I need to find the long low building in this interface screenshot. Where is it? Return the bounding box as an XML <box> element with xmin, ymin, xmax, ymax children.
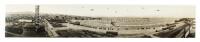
<box><xmin>70</xmin><ymin>19</ymin><xmax>171</xmax><ymax>34</ymax></box>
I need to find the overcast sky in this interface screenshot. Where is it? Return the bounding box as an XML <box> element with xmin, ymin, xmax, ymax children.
<box><xmin>6</xmin><ymin>5</ymin><xmax>195</xmax><ymax>18</ymax></box>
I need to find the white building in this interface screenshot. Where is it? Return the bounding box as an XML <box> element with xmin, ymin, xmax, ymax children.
<box><xmin>18</xmin><ymin>19</ymin><xmax>32</xmax><ymax>22</ymax></box>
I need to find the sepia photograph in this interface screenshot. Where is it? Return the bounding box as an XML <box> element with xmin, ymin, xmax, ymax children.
<box><xmin>5</xmin><ymin>5</ymin><xmax>195</xmax><ymax>38</ymax></box>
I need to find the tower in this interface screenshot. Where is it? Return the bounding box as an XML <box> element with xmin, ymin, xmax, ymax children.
<box><xmin>21</xmin><ymin>5</ymin><xmax>48</xmax><ymax>37</ymax></box>
<box><xmin>35</xmin><ymin>5</ymin><xmax>40</xmax><ymax>24</ymax></box>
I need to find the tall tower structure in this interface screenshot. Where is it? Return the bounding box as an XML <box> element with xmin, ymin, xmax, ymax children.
<box><xmin>35</xmin><ymin>5</ymin><xmax>40</xmax><ymax>24</ymax></box>
<box><xmin>22</xmin><ymin>5</ymin><xmax>48</xmax><ymax>37</ymax></box>
<box><xmin>35</xmin><ymin>5</ymin><xmax>41</xmax><ymax>32</ymax></box>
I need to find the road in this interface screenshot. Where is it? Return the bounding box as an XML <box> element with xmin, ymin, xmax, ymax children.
<box><xmin>154</xmin><ymin>21</ymin><xmax>193</xmax><ymax>38</ymax></box>
<box><xmin>43</xmin><ymin>19</ymin><xmax>59</xmax><ymax>37</ymax></box>
<box><xmin>54</xmin><ymin>23</ymin><xmax>117</xmax><ymax>33</ymax></box>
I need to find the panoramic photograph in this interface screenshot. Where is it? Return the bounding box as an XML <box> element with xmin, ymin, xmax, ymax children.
<box><xmin>5</xmin><ymin>5</ymin><xmax>195</xmax><ymax>38</ymax></box>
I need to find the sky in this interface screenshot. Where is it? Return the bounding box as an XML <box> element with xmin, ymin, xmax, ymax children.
<box><xmin>6</xmin><ymin>5</ymin><xmax>195</xmax><ymax>18</ymax></box>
